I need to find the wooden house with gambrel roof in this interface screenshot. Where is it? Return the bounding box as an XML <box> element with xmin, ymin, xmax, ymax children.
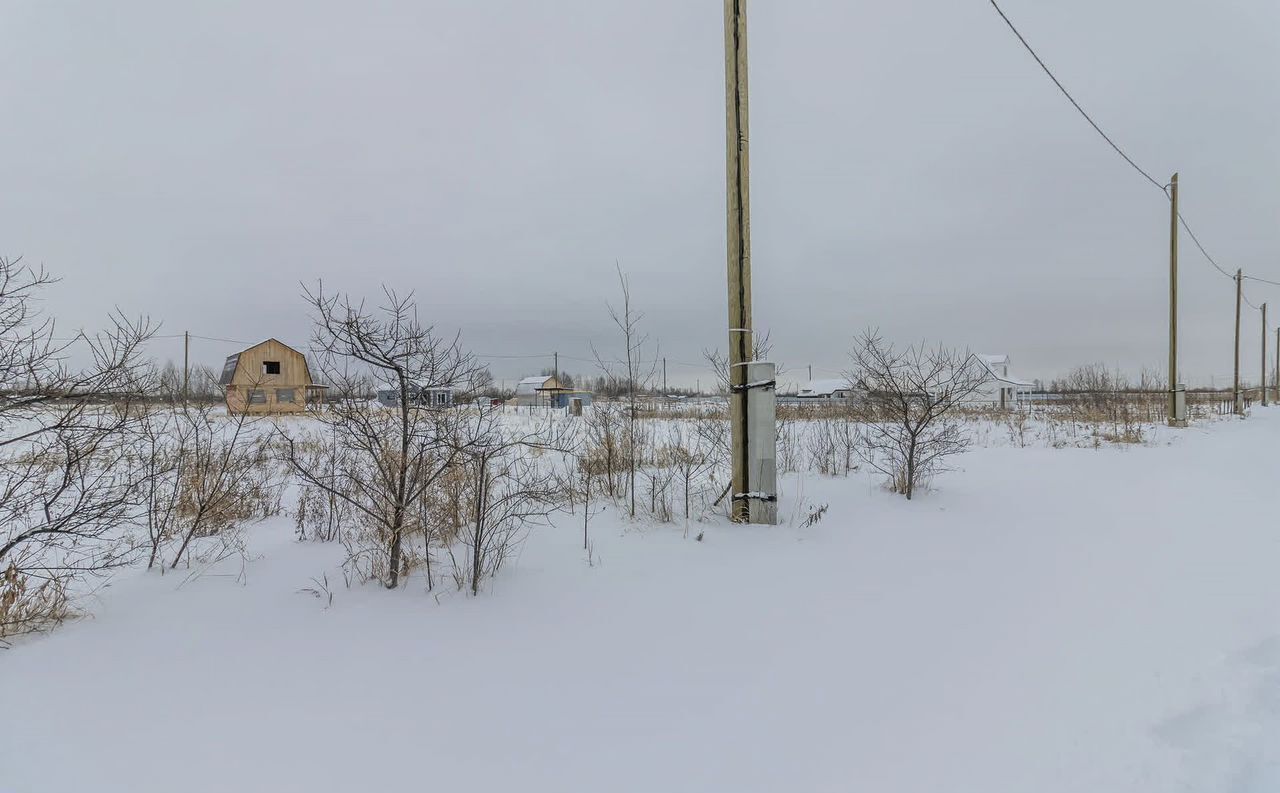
<box><xmin>219</xmin><ymin>338</ymin><xmax>326</xmax><ymax>414</ymax></box>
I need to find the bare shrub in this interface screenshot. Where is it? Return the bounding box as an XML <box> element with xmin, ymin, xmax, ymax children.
<box><xmin>166</xmin><ymin>407</ymin><xmax>278</xmax><ymax>572</ymax></box>
<box><xmin>291</xmin><ymin>431</ymin><xmax>355</xmax><ymax>544</ymax></box>
<box><xmin>580</xmin><ymin>402</ymin><xmax>626</xmax><ymax>498</ymax></box>
<box><xmin>449</xmin><ymin>434</ymin><xmax>564</xmax><ymax>596</ymax></box>
<box><xmin>847</xmin><ymin>330</ymin><xmax>986</xmax><ymax>499</ymax></box>
<box><xmin>805</xmin><ymin>414</ymin><xmax>860</xmax><ymax>476</ymax></box>
<box><xmin>0</xmin><ymin>257</ymin><xmax>156</xmax><ymax>640</ymax></box>
<box><xmin>280</xmin><ymin>283</ymin><xmax>489</xmax><ymax>590</ymax></box>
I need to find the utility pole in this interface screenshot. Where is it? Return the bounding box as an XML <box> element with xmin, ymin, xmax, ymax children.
<box><xmin>808</xmin><ymin>364</ymin><xmax>812</xmax><ymax>382</ymax></box>
<box><xmin>724</xmin><ymin>0</ymin><xmax>753</xmax><ymax>522</ymax></box>
<box><xmin>663</xmin><ymin>357</ymin><xmax>667</xmax><ymax>395</ymax></box>
<box><xmin>1167</xmin><ymin>173</ymin><xmax>1182</xmax><ymax>426</ymax></box>
<box><xmin>1263</xmin><ymin>303</ymin><xmax>1269</xmax><ymax>407</ymax></box>
<box><xmin>183</xmin><ymin>330</ymin><xmax>190</xmax><ymax>406</ymax></box>
<box><xmin>1234</xmin><ymin>269</ymin><xmax>1243</xmax><ymax>415</ymax></box>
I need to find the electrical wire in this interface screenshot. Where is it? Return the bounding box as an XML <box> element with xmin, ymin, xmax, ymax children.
<box><xmin>189</xmin><ymin>334</ymin><xmax>252</xmax><ymax>345</ymax></box>
<box><xmin>987</xmin><ymin>0</ymin><xmax>1280</xmax><ymax>296</ymax></box>
<box><xmin>987</xmin><ymin>0</ymin><xmax>1166</xmax><ymax>192</ymax></box>
<box><xmin>1177</xmin><ymin>214</ymin><xmax>1235</xmax><ymax>281</ymax></box>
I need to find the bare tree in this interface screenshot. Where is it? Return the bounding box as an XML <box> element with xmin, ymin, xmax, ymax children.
<box><xmin>279</xmin><ymin>283</ymin><xmax>488</xmax><ymax>589</ymax></box>
<box><xmin>846</xmin><ymin>330</ymin><xmax>986</xmax><ymax>499</ymax></box>
<box><xmin>593</xmin><ymin>263</ymin><xmax>657</xmax><ymax>519</ymax></box>
<box><xmin>0</xmin><ymin>257</ymin><xmax>156</xmax><ymax>639</ymax></box>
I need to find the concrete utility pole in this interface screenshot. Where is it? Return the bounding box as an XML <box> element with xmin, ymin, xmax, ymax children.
<box><xmin>1167</xmin><ymin>173</ymin><xmax>1183</xmax><ymax>426</ymax></box>
<box><xmin>1263</xmin><ymin>303</ymin><xmax>1269</xmax><ymax>407</ymax></box>
<box><xmin>724</xmin><ymin>0</ymin><xmax>753</xmax><ymax>522</ymax></box>
<box><xmin>663</xmin><ymin>357</ymin><xmax>667</xmax><ymax>395</ymax></box>
<box><xmin>1234</xmin><ymin>269</ymin><xmax>1243</xmax><ymax>415</ymax></box>
<box><xmin>183</xmin><ymin>330</ymin><xmax>190</xmax><ymax>406</ymax></box>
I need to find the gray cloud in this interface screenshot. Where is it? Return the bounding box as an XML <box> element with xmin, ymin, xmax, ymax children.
<box><xmin>2</xmin><ymin>0</ymin><xmax>1277</xmax><ymax>387</ymax></box>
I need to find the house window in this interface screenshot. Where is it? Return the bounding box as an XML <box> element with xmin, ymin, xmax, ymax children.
<box><xmin>248</xmin><ymin>389</ymin><xmax>267</xmax><ymax>404</ymax></box>
<box><xmin>276</xmin><ymin>388</ymin><xmax>295</xmax><ymax>403</ymax></box>
<box><xmin>263</xmin><ymin>361</ymin><xmax>281</xmax><ymax>375</ymax></box>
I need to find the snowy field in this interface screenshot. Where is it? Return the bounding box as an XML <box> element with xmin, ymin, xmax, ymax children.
<box><xmin>3</xmin><ymin>409</ymin><xmax>1279</xmax><ymax>792</ymax></box>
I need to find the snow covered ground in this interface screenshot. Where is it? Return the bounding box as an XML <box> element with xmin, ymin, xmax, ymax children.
<box><xmin>3</xmin><ymin>410</ymin><xmax>1279</xmax><ymax>792</ymax></box>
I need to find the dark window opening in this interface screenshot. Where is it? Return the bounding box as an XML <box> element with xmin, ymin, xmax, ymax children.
<box><xmin>263</xmin><ymin>361</ymin><xmax>281</xmax><ymax>375</ymax></box>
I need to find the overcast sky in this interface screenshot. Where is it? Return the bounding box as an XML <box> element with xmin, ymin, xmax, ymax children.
<box><xmin>2</xmin><ymin>0</ymin><xmax>1277</xmax><ymax>388</ymax></box>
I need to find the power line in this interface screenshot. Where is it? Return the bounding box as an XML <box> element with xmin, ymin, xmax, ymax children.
<box><xmin>1176</xmin><ymin>214</ymin><xmax>1234</xmax><ymax>280</ymax></box>
<box><xmin>987</xmin><ymin>0</ymin><xmax>1277</xmax><ymax>295</ymax></box>
<box><xmin>189</xmin><ymin>334</ymin><xmax>252</xmax><ymax>345</ymax></box>
<box><xmin>987</xmin><ymin>0</ymin><xmax>1166</xmax><ymax>192</ymax></box>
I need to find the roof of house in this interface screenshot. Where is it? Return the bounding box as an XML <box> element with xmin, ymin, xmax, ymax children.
<box><xmin>217</xmin><ymin>338</ymin><xmax>314</xmax><ymax>386</ymax></box>
<box><xmin>517</xmin><ymin>375</ymin><xmax>552</xmax><ymax>386</ymax></box>
<box><xmin>798</xmin><ymin>378</ymin><xmax>852</xmax><ymax>397</ymax></box>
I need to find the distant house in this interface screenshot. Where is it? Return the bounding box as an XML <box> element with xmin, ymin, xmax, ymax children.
<box><xmin>797</xmin><ymin>379</ymin><xmax>856</xmax><ymax>402</ymax></box>
<box><xmin>374</xmin><ymin>382</ymin><xmax>454</xmax><ymax>409</ymax></box>
<box><xmin>219</xmin><ymin>338</ymin><xmax>326</xmax><ymax>414</ymax></box>
<box><xmin>969</xmin><ymin>354</ymin><xmax>1034</xmax><ymax>408</ymax></box>
<box><xmin>515</xmin><ymin>375</ymin><xmax>562</xmax><ymax>407</ymax></box>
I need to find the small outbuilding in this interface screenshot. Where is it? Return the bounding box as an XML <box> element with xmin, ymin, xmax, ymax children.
<box><xmin>219</xmin><ymin>338</ymin><xmax>326</xmax><ymax>414</ymax></box>
<box><xmin>548</xmin><ymin>390</ymin><xmax>593</xmax><ymax>409</ymax></box>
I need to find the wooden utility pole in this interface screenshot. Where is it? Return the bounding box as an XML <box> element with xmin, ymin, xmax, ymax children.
<box><xmin>1263</xmin><ymin>303</ymin><xmax>1269</xmax><ymax>407</ymax></box>
<box><xmin>1167</xmin><ymin>173</ymin><xmax>1180</xmax><ymax>425</ymax></box>
<box><xmin>183</xmin><ymin>330</ymin><xmax>190</xmax><ymax>406</ymax></box>
<box><xmin>663</xmin><ymin>357</ymin><xmax>667</xmax><ymax>395</ymax></box>
<box><xmin>724</xmin><ymin>0</ymin><xmax>752</xmax><ymax>522</ymax></box>
<box><xmin>808</xmin><ymin>364</ymin><xmax>812</xmax><ymax>382</ymax></box>
<box><xmin>1234</xmin><ymin>269</ymin><xmax>1243</xmax><ymax>414</ymax></box>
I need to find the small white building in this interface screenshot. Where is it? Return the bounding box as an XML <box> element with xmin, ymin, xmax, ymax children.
<box><xmin>797</xmin><ymin>378</ymin><xmax>856</xmax><ymax>401</ymax></box>
<box><xmin>969</xmin><ymin>354</ymin><xmax>1035</xmax><ymax>408</ymax></box>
